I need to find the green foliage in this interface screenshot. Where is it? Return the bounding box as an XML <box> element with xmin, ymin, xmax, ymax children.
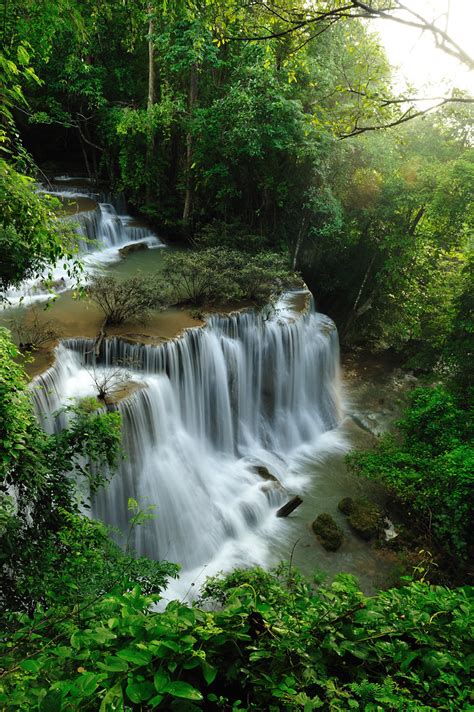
<box><xmin>0</xmin><ymin>328</ymin><xmax>124</xmax><ymax>612</ymax></box>
<box><xmin>195</xmin><ymin>220</ymin><xmax>272</xmax><ymax>253</ymax></box>
<box><xmin>1</xmin><ymin>566</ymin><xmax>472</xmax><ymax>710</ymax></box>
<box><xmin>162</xmin><ymin>247</ymin><xmax>300</xmax><ymax>306</ymax></box>
<box><xmin>4</xmin><ymin>0</ymin><xmax>472</xmax><ymax>359</ymax></box>
<box><xmin>443</xmin><ymin>255</ymin><xmax>474</xmax><ymax>403</ymax></box>
<box><xmin>0</xmin><ymin>160</ymin><xmax>80</xmax><ymax>293</ymax></box>
<box><xmin>347</xmin><ymin>387</ymin><xmax>473</xmax><ymax>562</ymax></box>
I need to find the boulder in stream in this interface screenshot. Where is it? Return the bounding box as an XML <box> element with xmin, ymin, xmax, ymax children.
<box><xmin>338</xmin><ymin>497</ymin><xmax>354</xmax><ymax>516</ymax></box>
<box><xmin>119</xmin><ymin>241</ymin><xmax>149</xmax><ymax>257</ymax></box>
<box><xmin>338</xmin><ymin>498</ymin><xmax>384</xmax><ymax>541</ymax></box>
<box><xmin>254</xmin><ymin>465</ymin><xmax>279</xmax><ymax>482</ymax></box>
<box><xmin>312</xmin><ymin>513</ymin><xmax>344</xmax><ymax>551</ymax></box>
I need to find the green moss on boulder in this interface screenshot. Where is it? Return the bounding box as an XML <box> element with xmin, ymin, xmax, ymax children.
<box><xmin>312</xmin><ymin>513</ymin><xmax>344</xmax><ymax>551</ymax></box>
<box><xmin>338</xmin><ymin>497</ymin><xmax>354</xmax><ymax>516</ymax></box>
<box><xmin>339</xmin><ymin>499</ymin><xmax>384</xmax><ymax>541</ymax></box>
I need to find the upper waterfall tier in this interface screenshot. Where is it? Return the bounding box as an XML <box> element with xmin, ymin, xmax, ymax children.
<box><xmin>31</xmin><ymin>296</ymin><xmax>343</xmax><ymax>576</ymax></box>
<box><xmin>3</xmin><ymin>182</ymin><xmax>164</xmax><ymax>306</ymax></box>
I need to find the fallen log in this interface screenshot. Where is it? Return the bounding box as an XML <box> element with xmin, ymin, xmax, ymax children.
<box><xmin>276</xmin><ymin>495</ymin><xmax>303</xmax><ymax>518</ymax></box>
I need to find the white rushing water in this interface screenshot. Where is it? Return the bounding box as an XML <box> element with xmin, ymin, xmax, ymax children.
<box><xmin>31</xmin><ymin>294</ymin><xmax>345</xmax><ymax>597</ymax></box>
<box><xmin>3</xmin><ymin>181</ymin><xmax>164</xmax><ymax>307</ymax></box>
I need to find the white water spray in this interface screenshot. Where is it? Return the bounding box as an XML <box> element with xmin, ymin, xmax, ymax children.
<box><xmin>31</xmin><ymin>296</ymin><xmax>344</xmax><ymax>586</ymax></box>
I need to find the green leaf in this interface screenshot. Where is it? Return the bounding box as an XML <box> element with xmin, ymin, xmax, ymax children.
<box><xmin>400</xmin><ymin>651</ymin><xmax>419</xmax><ymax>671</ymax></box>
<box><xmin>154</xmin><ymin>669</ymin><xmax>171</xmax><ymax>692</ymax></box>
<box><xmin>39</xmin><ymin>690</ymin><xmax>62</xmax><ymax>712</ymax></box>
<box><xmin>17</xmin><ymin>45</ymin><xmax>30</xmax><ymax>66</ymax></box>
<box><xmin>201</xmin><ymin>660</ymin><xmax>217</xmax><ymax>685</ymax></box>
<box><xmin>97</xmin><ymin>656</ymin><xmax>129</xmax><ymax>672</ymax></box>
<box><xmin>76</xmin><ymin>672</ymin><xmax>103</xmax><ymax>696</ymax></box>
<box><xmin>149</xmin><ymin>694</ymin><xmax>164</xmax><ymax>708</ymax></box>
<box><xmin>126</xmin><ymin>681</ymin><xmax>155</xmax><ymax>704</ymax></box>
<box><xmin>165</xmin><ymin>681</ymin><xmax>203</xmax><ymax>701</ymax></box>
<box><xmin>99</xmin><ymin>683</ymin><xmax>123</xmax><ymax>712</ymax></box>
<box><xmin>116</xmin><ymin>647</ymin><xmax>152</xmax><ymax>666</ymax></box>
<box><xmin>20</xmin><ymin>659</ymin><xmax>42</xmax><ymax>673</ymax></box>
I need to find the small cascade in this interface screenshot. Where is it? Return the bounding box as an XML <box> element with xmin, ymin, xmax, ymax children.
<box><xmin>39</xmin><ymin>181</ymin><xmax>126</xmax><ymax>211</ymax></box>
<box><xmin>4</xmin><ymin>180</ymin><xmax>164</xmax><ymax>306</ymax></box>
<box><xmin>31</xmin><ymin>343</ymin><xmax>95</xmax><ymax>432</ymax></box>
<box><xmin>70</xmin><ymin>204</ymin><xmax>157</xmax><ymax>252</ymax></box>
<box><xmin>31</xmin><ymin>296</ymin><xmax>343</xmax><ymax>577</ymax></box>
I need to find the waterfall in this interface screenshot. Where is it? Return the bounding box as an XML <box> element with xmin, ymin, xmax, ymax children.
<box><xmin>31</xmin><ymin>295</ymin><xmax>343</xmax><ymax>581</ymax></box>
<box><xmin>4</xmin><ymin>181</ymin><xmax>164</xmax><ymax>306</ymax></box>
<box><xmin>70</xmin><ymin>204</ymin><xmax>159</xmax><ymax>253</ymax></box>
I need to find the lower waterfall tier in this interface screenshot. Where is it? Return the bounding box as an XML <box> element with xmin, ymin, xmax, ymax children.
<box><xmin>31</xmin><ymin>296</ymin><xmax>344</xmax><ymax>580</ymax></box>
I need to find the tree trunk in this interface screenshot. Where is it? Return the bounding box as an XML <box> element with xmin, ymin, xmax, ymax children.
<box><xmin>343</xmin><ymin>254</ymin><xmax>376</xmax><ymax>338</ymax></box>
<box><xmin>409</xmin><ymin>205</ymin><xmax>425</xmax><ymax>235</ymax></box>
<box><xmin>182</xmin><ymin>65</ymin><xmax>198</xmax><ymax>226</ymax></box>
<box><xmin>292</xmin><ymin>213</ymin><xmax>309</xmax><ymax>270</ymax></box>
<box><xmin>146</xmin><ymin>7</ymin><xmax>155</xmax><ymax>204</ymax></box>
<box><xmin>147</xmin><ymin>8</ymin><xmax>155</xmax><ymax>110</ymax></box>
<box><xmin>79</xmin><ymin>135</ymin><xmax>92</xmax><ymax>182</ymax></box>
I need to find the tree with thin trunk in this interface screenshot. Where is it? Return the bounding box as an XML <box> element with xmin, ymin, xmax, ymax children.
<box><xmin>86</xmin><ymin>275</ymin><xmax>168</xmax><ymax>326</ymax></box>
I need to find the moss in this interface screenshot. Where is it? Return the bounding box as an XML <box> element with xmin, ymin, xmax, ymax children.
<box><xmin>338</xmin><ymin>497</ymin><xmax>354</xmax><ymax>516</ymax></box>
<box><xmin>347</xmin><ymin>500</ymin><xmax>384</xmax><ymax>541</ymax></box>
<box><xmin>312</xmin><ymin>513</ymin><xmax>344</xmax><ymax>552</ymax></box>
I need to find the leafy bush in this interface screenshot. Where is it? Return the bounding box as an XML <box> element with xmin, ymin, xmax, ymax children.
<box><xmin>86</xmin><ymin>275</ymin><xmax>168</xmax><ymax>325</ymax></box>
<box><xmin>347</xmin><ymin>386</ymin><xmax>473</xmax><ymax>562</ymax></box>
<box><xmin>1</xmin><ymin>566</ymin><xmax>472</xmax><ymax>710</ymax></box>
<box><xmin>0</xmin><ymin>328</ymin><xmax>123</xmax><ymax>612</ymax></box>
<box><xmin>161</xmin><ymin>247</ymin><xmax>300</xmax><ymax>306</ymax></box>
<box><xmin>0</xmin><ymin>160</ymin><xmax>79</xmax><ymax>293</ymax></box>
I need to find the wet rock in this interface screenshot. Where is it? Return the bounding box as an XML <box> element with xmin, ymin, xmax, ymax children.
<box><xmin>312</xmin><ymin>513</ymin><xmax>344</xmax><ymax>552</ymax></box>
<box><xmin>339</xmin><ymin>498</ymin><xmax>384</xmax><ymax>541</ymax></box>
<box><xmin>338</xmin><ymin>497</ymin><xmax>354</xmax><ymax>516</ymax></box>
<box><xmin>254</xmin><ymin>465</ymin><xmax>279</xmax><ymax>482</ymax></box>
<box><xmin>119</xmin><ymin>241</ymin><xmax>149</xmax><ymax>257</ymax></box>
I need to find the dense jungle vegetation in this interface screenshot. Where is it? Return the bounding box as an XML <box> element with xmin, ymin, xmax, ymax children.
<box><xmin>0</xmin><ymin>1</ymin><xmax>473</xmax><ymax>710</ymax></box>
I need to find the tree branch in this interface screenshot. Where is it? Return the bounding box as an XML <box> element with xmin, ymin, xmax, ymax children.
<box><xmin>338</xmin><ymin>97</ymin><xmax>473</xmax><ymax>139</ymax></box>
<box><xmin>223</xmin><ymin>1</ymin><xmax>474</xmax><ymax>70</ymax></box>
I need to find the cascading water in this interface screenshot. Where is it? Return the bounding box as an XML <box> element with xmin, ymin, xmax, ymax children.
<box><xmin>31</xmin><ymin>293</ymin><xmax>345</xmax><ymax>590</ymax></box>
<box><xmin>4</xmin><ymin>179</ymin><xmax>164</xmax><ymax>306</ymax></box>
<box><xmin>71</xmin><ymin>204</ymin><xmax>158</xmax><ymax>253</ymax></box>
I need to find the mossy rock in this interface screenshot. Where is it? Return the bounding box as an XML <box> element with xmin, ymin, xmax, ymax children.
<box><xmin>346</xmin><ymin>500</ymin><xmax>384</xmax><ymax>541</ymax></box>
<box><xmin>312</xmin><ymin>513</ymin><xmax>344</xmax><ymax>552</ymax></box>
<box><xmin>338</xmin><ymin>497</ymin><xmax>354</xmax><ymax>516</ymax></box>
